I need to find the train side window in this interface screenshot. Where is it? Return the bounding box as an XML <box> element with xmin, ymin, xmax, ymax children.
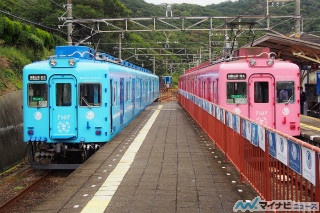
<box><xmin>79</xmin><ymin>83</ymin><xmax>101</xmax><ymax>107</ymax></box>
<box><xmin>276</xmin><ymin>81</ymin><xmax>295</xmax><ymax>103</ymax></box>
<box><xmin>226</xmin><ymin>82</ymin><xmax>247</xmax><ymax>104</ymax></box>
<box><xmin>254</xmin><ymin>82</ymin><xmax>269</xmax><ymax>103</ymax></box>
<box><xmin>113</xmin><ymin>82</ymin><xmax>117</xmax><ymax>106</ymax></box>
<box><xmin>211</xmin><ymin>81</ymin><xmax>214</xmax><ymax>102</ymax></box>
<box><xmin>126</xmin><ymin>81</ymin><xmax>130</xmax><ymax>101</ymax></box>
<box><xmin>214</xmin><ymin>81</ymin><xmax>217</xmax><ymax>103</ymax></box>
<box><xmin>56</xmin><ymin>83</ymin><xmax>71</xmax><ymax>106</ymax></box>
<box><xmin>136</xmin><ymin>80</ymin><xmax>140</xmax><ymax>98</ymax></box>
<box><xmin>202</xmin><ymin>81</ymin><xmax>205</xmax><ymax>98</ymax></box>
<box><xmin>28</xmin><ymin>83</ymin><xmax>48</xmax><ymax>107</ymax></box>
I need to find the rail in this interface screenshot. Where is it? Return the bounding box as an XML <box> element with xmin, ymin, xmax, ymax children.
<box><xmin>179</xmin><ymin>91</ymin><xmax>320</xmax><ymax>212</ymax></box>
<box><xmin>0</xmin><ymin>169</ymin><xmax>50</xmax><ymax>211</ymax></box>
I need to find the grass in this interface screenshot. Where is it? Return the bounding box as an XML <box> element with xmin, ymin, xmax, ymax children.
<box><xmin>0</xmin><ymin>46</ymin><xmax>32</xmax><ymax>95</ymax></box>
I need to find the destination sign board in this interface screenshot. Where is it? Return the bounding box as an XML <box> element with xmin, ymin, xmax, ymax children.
<box><xmin>227</xmin><ymin>73</ymin><xmax>246</xmax><ymax>80</ymax></box>
<box><xmin>28</xmin><ymin>74</ymin><xmax>47</xmax><ymax>81</ymax></box>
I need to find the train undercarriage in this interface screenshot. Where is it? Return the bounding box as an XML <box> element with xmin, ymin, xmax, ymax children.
<box><xmin>25</xmin><ymin>141</ymin><xmax>103</xmax><ymax>169</ymax></box>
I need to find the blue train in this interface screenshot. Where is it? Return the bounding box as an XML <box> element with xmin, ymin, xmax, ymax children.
<box><xmin>23</xmin><ymin>46</ymin><xmax>159</xmax><ymax>168</ymax></box>
<box><xmin>160</xmin><ymin>75</ymin><xmax>172</xmax><ymax>89</ymax></box>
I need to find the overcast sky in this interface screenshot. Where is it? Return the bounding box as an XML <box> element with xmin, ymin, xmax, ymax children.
<box><xmin>144</xmin><ymin>0</ymin><xmax>237</xmax><ymax>6</ymax></box>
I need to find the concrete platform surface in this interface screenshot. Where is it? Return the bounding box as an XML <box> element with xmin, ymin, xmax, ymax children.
<box><xmin>300</xmin><ymin>115</ymin><xmax>320</xmax><ymax>144</ymax></box>
<box><xmin>31</xmin><ymin>102</ymin><xmax>258</xmax><ymax>213</ymax></box>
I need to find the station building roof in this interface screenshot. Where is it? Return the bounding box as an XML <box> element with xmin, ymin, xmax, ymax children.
<box><xmin>243</xmin><ymin>33</ymin><xmax>320</xmax><ymax>66</ymax></box>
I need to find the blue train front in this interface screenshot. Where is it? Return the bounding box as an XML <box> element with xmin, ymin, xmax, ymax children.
<box><xmin>23</xmin><ymin>46</ymin><xmax>159</xmax><ymax>168</ymax></box>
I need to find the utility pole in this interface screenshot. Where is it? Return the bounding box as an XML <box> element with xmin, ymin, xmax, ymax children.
<box><xmin>119</xmin><ymin>33</ymin><xmax>122</xmax><ymax>60</ymax></box>
<box><xmin>67</xmin><ymin>0</ymin><xmax>72</xmax><ymax>45</ymax></box>
<box><xmin>266</xmin><ymin>0</ymin><xmax>300</xmax><ymax>37</ymax></box>
<box><xmin>295</xmin><ymin>0</ymin><xmax>301</xmax><ymax>38</ymax></box>
<box><xmin>153</xmin><ymin>55</ymin><xmax>156</xmax><ymax>75</ymax></box>
<box><xmin>209</xmin><ymin>31</ymin><xmax>212</xmax><ymax>62</ymax></box>
<box><xmin>165</xmin><ymin>4</ymin><xmax>172</xmax><ymax>17</ymax></box>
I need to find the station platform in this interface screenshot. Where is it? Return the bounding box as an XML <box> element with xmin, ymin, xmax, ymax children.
<box><xmin>300</xmin><ymin>115</ymin><xmax>320</xmax><ymax>145</ymax></box>
<box><xmin>31</xmin><ymin>102</ymin><xmax>258</xmax><ymax>213</ymax></box>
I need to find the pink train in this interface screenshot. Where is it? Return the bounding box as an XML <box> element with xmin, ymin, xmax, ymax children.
<box><xmin>178</xmin><ymin>47</ymin><xmax>301</xmax><ymax>136</ymax></box>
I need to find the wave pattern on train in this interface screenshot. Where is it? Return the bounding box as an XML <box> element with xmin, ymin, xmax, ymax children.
<box><xmin>23</xmin><ymin>46</ymin><xmax>159</xmax><ymax>169</ymax></box>
<box><xmin>178</xmin><ymin>47</ymin><xmax>301</xmax><ymax>137</ymax></box>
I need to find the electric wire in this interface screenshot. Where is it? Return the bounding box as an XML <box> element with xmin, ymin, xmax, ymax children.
<box><xmin>0</xmin><ymin>8</ymin><xmax>66</xmax><ymax>34</ymax></box>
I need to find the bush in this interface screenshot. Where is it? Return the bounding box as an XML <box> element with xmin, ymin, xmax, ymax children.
<box><xmin>0</xmin><ymin>47</ymin><xmax>31</xmax><ymax>75</ymax></box>
<box><xmin>0</xmin><ymin>47</ymin><xmax>31</xmax><ymax>94</ymax></box>
<box><xmin>0</xmin><ymin>16</ymin><xmax>66</xmax><ymax>55</ymax></box>
<box><xmin>0</xmin><ymin>70</ymin><xmax>21</xmax><ymax>94</ymax></box>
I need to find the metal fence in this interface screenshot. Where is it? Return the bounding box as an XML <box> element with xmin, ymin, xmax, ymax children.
<box><xmin>179</xmin><ymin>92</ymin><xmax>320</xmax><ymax>212</ymax></box>
<box><xmin>158</xmin><ymin>88</ymin><xmax>178</xmax><ymax>102</ymax></box>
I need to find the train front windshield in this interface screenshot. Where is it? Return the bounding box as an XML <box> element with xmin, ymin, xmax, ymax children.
<box><xmin>28</xmin><ymin>83</ymin><xmax>48</xmax><ymax>107</ymax></box>
<box><xmin>226</xmin><ymin>82</ymin><xmax>247</xmax><ymax>104</ymax></box>
<box><xmin>276</xmin><ymin>81</ymin><xmax>295</xmax><ymax>103</ymax></box>
<box><xmin>79</xmin><ymin>83</ymin><xmax>101</xmax><ymax>107</ymax></box>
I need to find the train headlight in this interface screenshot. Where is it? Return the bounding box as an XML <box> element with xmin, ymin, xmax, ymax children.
<box><xmin>266</xmin><ymin>59</ymin><xmax>274</xmax><ymax>66</ymax></box>
<box><xmin>249</xmin><ymin>59</ymin><xmax>256</xmax><ymax>66</ymax></box>
<box><xmin>28</xmin><ymin>130</ymin><xmax>34</xmax><ymax>135</ymax></box>
<box><xmin>68</xmin><ymin>59</ymin><xmax>76</xmax><ymax>66</ymax></box>
<box><xmin>49</xmin><ymin>59</ymin><xmax>57</xmax><ymax>66</ymax></box>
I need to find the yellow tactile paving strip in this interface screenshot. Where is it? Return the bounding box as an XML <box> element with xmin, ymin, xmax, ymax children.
<box><xmin>81</xmin><ymin>105</ymin><xmax>163</xmax><ymax>213</ymax></box>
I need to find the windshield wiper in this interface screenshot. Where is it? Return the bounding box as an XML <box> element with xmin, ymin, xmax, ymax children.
<box><xmin>82</xmin><ymin>97</ymin><xmax>92</xmax><ymax>108</ymax></box>
<box><xmin>285</xmin><ymin>96</ymin><xmax>293</xmax><ymax>105</ymax></box>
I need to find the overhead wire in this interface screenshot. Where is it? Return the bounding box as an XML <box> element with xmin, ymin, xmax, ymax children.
<box><xmin>49</xmin><ymin>0</ymin><xmax>65</xmax><ymax>9</ymax></box>
<box><xmin>0</xmin><ymin>8</ymin><xmax>66</xmax><ymax>34</ymax></box>
<box><xmin>0</xmin><ymin>0</ymin><xmax>67</xmax><ymax>34</ymax></box>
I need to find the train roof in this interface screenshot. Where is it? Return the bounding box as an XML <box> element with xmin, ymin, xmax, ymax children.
<box><xmin>182</xmin><ymin>48</ymin><xmax>300</xmax><ymax>77</ymax></box>
<box><xmin>185</xmin><ymin>47</ymin><xmax>280</xmax><ymax>74</ymax></box>
<box><xmin>55</xmin><ymin>46</ymin><xmax>95</xmax><ymax>59</ymax></box>
<box><xmin>51</xmin><ymin>46</ymin><xmax>153</xmax><ymax>74</ymax></box>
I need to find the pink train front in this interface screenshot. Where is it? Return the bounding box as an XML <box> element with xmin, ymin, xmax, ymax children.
<box><xmin>178</xmin><ymin>47</ymin><xmax>301</xmax><ymax>137</ymax></box>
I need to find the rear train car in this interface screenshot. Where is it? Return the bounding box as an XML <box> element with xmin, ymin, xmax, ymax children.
<box><xmin>160</xmin><ymin>75</ymin><xmax>173</xmax><ymax>90</ymax></box>
<box><xmin>178</xmin><ymin>47</ymin><xmax>300</xmax><ymax>136</ymax></box>
<box><xmin>23</xmin><ymin>46</ymin><xmax>159</xmax><ymax>168</ymax></box>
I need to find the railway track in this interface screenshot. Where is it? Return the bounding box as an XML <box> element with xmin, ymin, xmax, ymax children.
<box><xmin>0</xmin><ymin>164</ymin><xmax>71</xmax><ymax>213</ymax></box>
<box><xmin>0</xmin><ymin>171</ymin><xmax>50</xmax><ymax>212</ymax></box>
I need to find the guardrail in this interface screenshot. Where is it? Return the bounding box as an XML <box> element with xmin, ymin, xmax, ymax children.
<box><xmin>179</xmin><ymin>91</ymin><xmax>320</xmax><ymax>212</ymax></box>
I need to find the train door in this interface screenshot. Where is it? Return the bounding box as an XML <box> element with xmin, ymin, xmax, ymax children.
<box><xmin>120</xmin><ymin>78</ymin><xmax>124</xmax><ymax>126</ymax></box>
<box><xmin>214</xmin><ymin>80</ymin><xmax>218</xmax><ymax>104</ymax></box>
<box><xmin>49</xmin><ymin>75</ymin><xmax>77</xmax><ymax>139</ymax></box>
<box><xmin>110</xmin><ymin>79</ymin><xmax>114</xmax><ymax>133</ymax></box>
<box><xmin>147</xmin><ymin>80</ymin><xmax>149</xmax><ymax>104</ymax></box>
<box><xmin>132</xmin><ymin>78</ymin><xmax>135</xmax><ymax>115</ymax></box>
<box><xmin>206</xmin><ymin>79</ymin><xmax>210</xmax><ymax>101</ymax></box>
<box><xmin>149</xmin><ymin>79</ymin><xmax>151</xmax><ymax>103</ymax></box>
<box><xmin>140</xmin><ymin>79</ymin><xmax>142</xmax><ymax>109</ymax></box>
<box><xmin>210</xmin><ymin>81</ymin><xmax>214</xmax><ymax>102</ymax></box>
<box><xmin>149</xmin><ymin>79</ymin><xmax>152</xmax><ymax>102</ymax></box>
<box><xmin>203</xmin><ymin>81</ymin><xmax>206</xmax><ymax>98</ymax></box>
<box><xmin>249</xmin><ymin>74</ymin><xmax>275</xmax><ymax>127</ymax></box>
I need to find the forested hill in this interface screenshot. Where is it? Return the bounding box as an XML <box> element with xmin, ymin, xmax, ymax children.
<box><xmin>0</xmin><ymin>0</ymin><xmax>319</xmax><ymax>95</ymax></box>
<box><xmin>121</xmin><ymin>0</ymin><xmax>320</xmax><ymax>33</ymax></box>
